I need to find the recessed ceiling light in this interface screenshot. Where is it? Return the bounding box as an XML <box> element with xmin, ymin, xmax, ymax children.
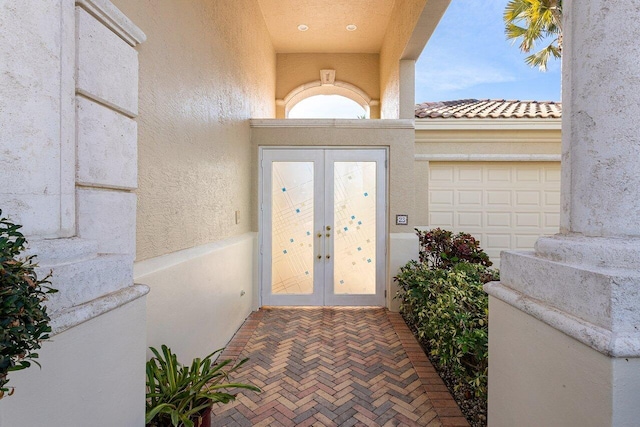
<box><xmin>346</xmin><ymin>24</ymin><xmax>357</xmax><ymax>31</ymax></box>
<box><xmin>297</xmin><ymin>24</ymin><xmax>309</xmax><ymax>31</ymax></box>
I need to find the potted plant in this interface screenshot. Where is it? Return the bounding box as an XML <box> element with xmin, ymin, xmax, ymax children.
<box><xmin>145</xmin><ymin>344</ymin><xmax>260</xmax><ymax>427</ymax></box>
<box><xmin>0</xmin><ymin>210</ymin><xmax>57</xmax><ymax>398</ymax></box>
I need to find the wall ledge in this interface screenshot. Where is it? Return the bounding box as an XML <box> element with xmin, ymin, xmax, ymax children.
<box><xmin>485</xmin><ymin>281</ymin><xmax>640</xmax><ymax>358</ymax></box>
<box><xmin>134</xmin><ymin>232</ymin><xmax>257</xmax><ymax>279</ymax></box>
<box><xmin>415</xmin><ymin>118</ymin><xmax>561</xmax><ymax>130</ymax></box>
<box><xmin>76</xmin><ymin>0</ymin><xmax>146</xmax><ymax>46</ymax></box>
<box><xmin>250</xmin><ymin>119</ymin><xmax>414</xmax><ymax>129</ymax></box>
<box><xmin>415</xmin><ymin>154</ymin><xmax>561</xmax><ymax>162</ymax></box>
<box><xmin>50</xmin><ymin>283</ymin><xmax>149</xmax><ymax>335</ymax></box>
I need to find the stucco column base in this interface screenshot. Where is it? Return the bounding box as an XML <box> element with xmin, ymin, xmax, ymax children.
<box><xmin>486</xmin><ymin>245</ymin><xmax>640</xmax><ymax>358</ymax></box>
<box><xmin>485</xmin><ymin>235</ymin><xmax>640</xmax><ymax>426</ymax></box>
<box><xmin>487</xmin><ymin>297</ymin><xmax>640</xmax><ymax>427</ymax></box>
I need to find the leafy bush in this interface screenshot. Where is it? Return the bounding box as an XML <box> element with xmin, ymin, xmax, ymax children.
<box><xmin>146</xmin><ymin>345</ymin><xmax>260</xmax><ymax>427</ymax></box>
<box><xmin>0</xmin><ymin>210</ymin><xmax>56</xmax><ymax>398</ymax></box>
<box><xmin>396</xmin><ymin>228</ymin><xmax>498</xmax><ymax>399</ymax></box>
<box><xmin>417</xmin><ymin>228</ymin><xmax>492</xmax><ymax>269</ymax></box>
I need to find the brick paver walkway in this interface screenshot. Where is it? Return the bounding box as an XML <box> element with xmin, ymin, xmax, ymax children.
<box><xmin>213</xmin><ymin>307</ymin><xmax>468</xmax><ymax>427</ymax></box>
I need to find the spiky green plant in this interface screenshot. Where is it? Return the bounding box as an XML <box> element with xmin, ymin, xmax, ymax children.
<box><xmin>145</xmin><ymin>345</ymin><xmax>260</xmax><ymax>427</ymax></box>
<box><xmin>504</xmin><ymin>0</ymin><xmax>562</xmax><ymax>71</ymax></box>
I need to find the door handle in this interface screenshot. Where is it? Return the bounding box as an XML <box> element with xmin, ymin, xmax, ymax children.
<box><xmin>317</xmin><ymin>233</ymin><xmax>323</xmax><ymax>260</ymax></box>
<box><xmin>325</xmin><ymin>227</ymin><xmax>332</xmax><ymax>260</ymax></box>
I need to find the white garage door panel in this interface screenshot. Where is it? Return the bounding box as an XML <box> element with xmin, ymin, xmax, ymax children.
<box><xmin>428</xmin><ymin>162</ymin><xmax>561</xmax><ymax>267</ymax></box>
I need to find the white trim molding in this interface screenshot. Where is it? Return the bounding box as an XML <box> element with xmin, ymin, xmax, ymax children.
<box><xmin>50</xmin><ymin>284</ymin><xmax>149</xmax><ymax>334</ymax></box>
<box><xmin>415</xmin><ymin>118</ymin><xmax>562</xmax><ymax>131</ymax></box>
<box><xmin>76</xmin><ymin>0</ymin><xmax>147</xmax><ymax>46</ymax></box>
<box><xmin>250</xmin><ymin>119</ymin><xmax>414</xmax><ymax>129</ymax></box>
<box><xmin>281</xmin><ymin>80</ymin><xmax>380</xmax><ymax>118</ymax></box>
<box><xmin>414</xmin><ymin>154</ymin><xmax>562</xmax><ymax>162</ymax></box>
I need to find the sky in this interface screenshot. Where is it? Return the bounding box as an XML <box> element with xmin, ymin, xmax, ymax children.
<box><xmin>289</xmin><ymin>0</ymin><xmax>561</xmax><ymax>118</ymax></box>
<box><xmin>416</xmin><ymin>0</ymin><xmax>561</xmax><ymax>103</ymax></box>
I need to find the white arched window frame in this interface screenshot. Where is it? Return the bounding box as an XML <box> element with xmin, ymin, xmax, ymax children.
<box><xmin>278</xmin><ymin>80</ymin><xmax>380</xmax><ymax>118</ymax></box>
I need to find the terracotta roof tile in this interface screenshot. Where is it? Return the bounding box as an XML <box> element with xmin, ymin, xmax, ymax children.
<box><xmin>415</xmin><ymin>99</ymin><xmax>562</xmax><ymax>119</ymax></box>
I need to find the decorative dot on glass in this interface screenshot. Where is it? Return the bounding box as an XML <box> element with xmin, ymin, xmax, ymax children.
<box><xmin>340</xmin><ymin>280</ymin><xmax>344</xmax><ymax>284</ymax></box>
<box><xmin>306</xmin><ymin>231</ymin><xmax>311</xmax><ymax>235</ymax></box>
<box><xmin>343</xmin><ymin>227</ymin><xmax>348</xmax><ymax>231</ymax></box>
<box><xmin>364</xmin><ymin>192</ymin><xmax>368</xmax><ymax>197</ymax></box>
<box><xmin>295</xmin><ymin>208</ymin><xmax>300</xmax><ymax>213</ymax></box>
<box><xmin>305</xmin><ymin>271</ymin><xmax>309</xmax><ymax>275</ymax></box>
<box><xmin>358</xmin><ymin>221</ymin><xmax>362</xmax><ymax>225</ymax></box>
<box><xmin>290</xmin><ymin>238</ymin><xmax>294</xmax><ymax>243</ymax></box>
<box><xmin>283</xmin><ymin>250</ymin><xmax>288</xmax><ymax>254</ymax></box>
<box><xmin>351</xmin><ymin>215</ymin><xmax>356</xmax><ymax>220</ymax></box>
<box><xmin>282</xmin><ymin>187</ymin><xmax>286</xmax><ymax>192</ymax></box>
<box><xmin>367</xmin><ymin>258</ymin><xmax>372</xmax><ymax>263</ymax></box>
<box><xmin>357</xmin><ymin>247</ymin><xmax>362</xmax><ymax>251</ymax></box>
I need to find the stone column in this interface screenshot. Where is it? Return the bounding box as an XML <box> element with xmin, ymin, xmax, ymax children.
<box><xmin>0</xmin><ymin>1</ymin><xmax>149</xmax><ymax>425</ymax></box>
<box><xmin>485</xmin><ymin>1</ymin><xmax>640</xmax><ymax>426</ymax></box>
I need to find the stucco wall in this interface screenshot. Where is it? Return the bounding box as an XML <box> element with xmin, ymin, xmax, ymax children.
<box><xmin>487</xmin><ymin>297</ymin><xmax>640</xmax><ymax>427</ymax></box>
<box><xmin>111</xmin><ymin>0</ymin><xmax>276</xmax><ymax>261</ymax></box>
<box><xmin>379</xmin><ymin>0</ymin><xmax>427</xmax><ymax>118</ymax></box>
<box><xmin>134</xmin><ymin>233</ymin><xmax>257</xmax><ymax>363</ymax></box>
<box><xmin>0</xmin><ymin>296</ymin><xmax>147</xmax><ymax>427</ymax></box>
<box><xmin>276</xmin><ymin>53</ymin><xmax>380</xmax><ymax>117</ymax></box>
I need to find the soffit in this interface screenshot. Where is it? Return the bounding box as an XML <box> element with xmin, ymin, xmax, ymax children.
<box><xmin>257</xmin><ymin>0</ymin><xmax>396</xmax><ymax>53</ymax></box>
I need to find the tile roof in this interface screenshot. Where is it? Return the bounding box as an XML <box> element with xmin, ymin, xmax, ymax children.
<box><xmin>415</xmin><ymin>99</ymin><xmax>562</xmax><ymax>119</ymax></box>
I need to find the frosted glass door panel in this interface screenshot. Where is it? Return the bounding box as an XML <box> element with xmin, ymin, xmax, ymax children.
<box><xmin>271</xmin><ymin>162</ymin><xmax>314</xmax><ymax>294</ymax></box>
<box><xmin>333</xmin><ymin>162</ymin><xmax>376</xmax><ymax>295</ymax></box>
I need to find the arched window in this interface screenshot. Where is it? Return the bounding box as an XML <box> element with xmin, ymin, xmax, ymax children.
<box><xmin>279</xmin><ymin>79</ymin><xmax>379</xmax><ymax>118</ymax></box>
<box><xmin>288</xmin><ymin>95</ymin><xmax>367</xmax><ymax>119</ymax></box>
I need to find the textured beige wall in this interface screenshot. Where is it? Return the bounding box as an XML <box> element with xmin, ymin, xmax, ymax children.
<box><xmin>415</xmin><ymin>128</ymin><xmax>562</xmax><ymax>154</ymax></box>
<box><xmin>111</xmin><ymin>0</ymin><xmax>276</xmax><ymax>261</ymax></box>
<box><xmin>276</xmin><ymin>53</ymin><xmax>380</xmax><ymax>115</ymax></box>
<box><xmin>379</xmin><ymin>0</ymin><xmax>427</xmax><ymax>118</ymax></box>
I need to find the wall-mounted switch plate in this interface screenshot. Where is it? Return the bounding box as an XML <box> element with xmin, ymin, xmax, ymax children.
<box><xmin>235</xmin><ymin>210</ymin><xmax>240</xmax><ymax>225</ymax></box>
<box><xmin>396</xmin><ymin>214</ymin><xmax>408</xmax><ymax>225</ymax></box>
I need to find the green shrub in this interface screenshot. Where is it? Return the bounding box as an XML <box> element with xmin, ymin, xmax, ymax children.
<box><xmin>0</xmin><ymin>210</ymin><xmax>57</xmax><ymax>398</ymax></box>
<box><xmin>417</xmin><ymin>228</ymin><xmax>492</xmax><ymax>269</ymax></box>
<box><xmin>396</xmin><ymin>228</ymin><xmax>498</xmax><ymax>399</ymax></box>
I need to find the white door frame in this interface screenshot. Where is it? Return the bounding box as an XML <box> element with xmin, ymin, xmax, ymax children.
<box><xmin>259</xmin><ymin>147</ymin><xmax>388</xmax><ymax>307</ymax></box>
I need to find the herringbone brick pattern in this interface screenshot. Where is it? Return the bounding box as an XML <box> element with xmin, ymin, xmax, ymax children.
<box><xmin>213</xmin><ymin>307</ymin><xmax>468</xmax><ymax>427</ymax></box>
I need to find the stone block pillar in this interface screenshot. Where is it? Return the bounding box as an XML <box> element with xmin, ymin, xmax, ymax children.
<box><xmin>485</xmin><ymin>1</ymin><xmax>640</xmax><ymax>426</ymax></box>
<box><xmin>0</xmin><ymin>1</ymin><xmax>149</xmax><ymax>425</ymax></box>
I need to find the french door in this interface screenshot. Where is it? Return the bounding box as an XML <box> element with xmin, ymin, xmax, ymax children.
<box><xmin>261</xmin><ymin>148</ymin><xmax>387</xmax><ymax>306</ymax></box>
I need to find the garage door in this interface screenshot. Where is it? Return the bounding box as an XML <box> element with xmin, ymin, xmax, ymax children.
<box><xmin>428</xmin><ymin>162</ymin><xmax>561</xmax><ymax>266</ymax></box>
